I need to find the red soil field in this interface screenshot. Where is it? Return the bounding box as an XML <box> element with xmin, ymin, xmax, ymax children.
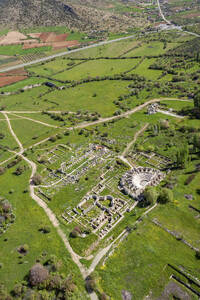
<box><xmin>39</xmin><ymin>32</ymin><xmax>68</xmax><ymax>43</ymax></box>
<box><xmin>23</xmin><ymin>40</ymin><xmax>80</xmax><ymax>50</ymax></box>
<box><xmin>0</xmin><ymin>68</ymin><xmax>27</xmax><ymax>87</ymax></box>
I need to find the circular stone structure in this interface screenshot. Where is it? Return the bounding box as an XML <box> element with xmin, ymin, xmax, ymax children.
<box><xmin>119</xmin><ymin>167</ymin><xmax>164</xmax><ymax>199</ymax></box>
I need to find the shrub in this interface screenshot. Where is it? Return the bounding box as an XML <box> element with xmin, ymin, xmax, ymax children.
<box><xmin>17</xmin><ymin>244</ymin><xmax>29</xmax><ymax>255</ymax></box>
<box><xmin>195</xmin><ymin>250</ymin><xmax>200</xmax><ymax>259</ymax></box>
<box><xmin>184</xmin><ymin>174</ymin><xmax>196</xmax><ymax>185</ymax></box>
<box><xmin>85</xmin><ymin>277</ymin><xmax>96</xmax><ymax>293</ymax></box>
<box><xmin>39</xmin><ymin>226</ymin><xmax>51</xmax><ymax>234</ymax></box>
<box><xmin>49</xmin><ymin>136</ymin><xmax>57</xmax><ymax>142</ymax></box>
<box><xmin>0</xmin><ymin>167</ymin><xmax>5</xmax><ymax>175</ymax></box>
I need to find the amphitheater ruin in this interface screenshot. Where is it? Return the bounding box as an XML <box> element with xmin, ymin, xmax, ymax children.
<box><xmin>119</xmin><ymin>167</ymin><xmax>165</xmax><ymax>199</ymax></box>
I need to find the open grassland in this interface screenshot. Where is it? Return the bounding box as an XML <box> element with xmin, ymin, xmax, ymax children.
<box><xmin>68</xmin><ymin>38</ymin><xmax>138</xmax><ymax>59</ymax></box>
<box><xmin>0</xmin><ymin>77</ymin><xmax>47</xmax><ymax>93</ymax></box>
<box><xmin>27</xmin><ymin>58</ymin><xmax>75</xmax><ymax>77</ymax></box>
<box><xmin>0</xmin><ymin>165</ymin><xmax>85</xmax><ymax>296</ymax></box>
<box><xmin>41</xmin><ymin>80</ymin><xmax>129</xmax><ymax>117</ymax></box>
<box><xmin>125</xmin><ymin>41</ymin><xmax>178</xmax><ymax>57</ymax></box>
<box><xmin>0</xmin><ymin>85</ymin><xmax>50</xmax><ymax>110</ymax></box>
<box><xmin>53</xmin><ymin>59</ymin><xmax>140</xmax><ymax>81</ymax></box>
<box><xmin>130</xmin><ymin>58</ymin><xmax>163</xmax><ymax>79</ymax></box>
<box><xmin>9</xmin><ymin>118</ymin><xmax>59</xmax><ymax>148</ymax></box>
<box><xmin>97</xmin><ymin>217</ymin><xmax>199</xmax><ymax>299</ymax></box>
<box><xmin>0</xmin><ymin>118</ymin><xmax>19</xmax><ymax>150</ymax></box>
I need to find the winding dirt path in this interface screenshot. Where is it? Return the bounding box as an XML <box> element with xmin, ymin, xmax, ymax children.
<box><xmin>122</xmin><ymin>123</ymin><xmax>149</xmax><ymax>157</ymax></box>
<box><xmin>2</xmin><ymin>112</ymin><xmax>23</xmax><ymax>153</ymax></box>
<box><xmin>8</xmin><ymin>112</ymin><xmax>59</xmax><ymax>129</ymax></box>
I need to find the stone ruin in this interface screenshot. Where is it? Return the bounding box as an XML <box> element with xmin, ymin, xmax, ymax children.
<box><xmin>148</xmin><ymin>103</ymin><xmax>158</xmax><ymax>115</ymax></box>
<box><xmin>119</xmin><ymin>167</ymin><xmax>165</xmax><ymax>199</ymax></box>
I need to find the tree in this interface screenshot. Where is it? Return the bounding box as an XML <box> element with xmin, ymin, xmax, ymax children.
<box><xmin>176</xmin><ymin>145</ymin><xmax>190</xmax><ymax>169</ymax></box>
<box><xmin>143</xmin><ymin>186</ymin><xmax>158</xmax><ymax>205</ymax></box>
<box><xmin>70</xmin><ymin>226</ymin><xmax>81</xmax><ymax>238</ymax></box>
<box><xmin>29</xmin><ymin>263</ymin><xmax>49</xmax><ymax>286</ymax></box>
<box><xmin>194</xmin><ymin>91</ymin><xmax>200</xmax><ymax>109</ymax></box>
<box><xmin>193</xmin><ymin>134</ymin><xmax>200</xmax><ymax>152</ymax></box>
<box><xmin>32</xmin><ymin>174</ymin><xmax>42</xmax><ymax>185</ymax></box>
<box><xmin>157</xmin><ymin>188</ymin><xmax>173</xmax><ymax>204</ymax></box>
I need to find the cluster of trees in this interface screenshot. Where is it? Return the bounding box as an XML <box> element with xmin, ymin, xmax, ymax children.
<box><xmin>0</xmin><ymin>198</ymin><xmax>15</xmax><ymax>235</ymax></box>
<box><xmin>0</xmin><ymin>255</ymin><xmax>79</xmax><ymax>299</ymax></box>
<box><xmin>85</xmin><ymin>273</ymin><xmax>108</xmax><ymax>299</ymax></box>
<box><xmin>143</xmin><ymin>186</ymin><xmax>173</xmax><ymax>206</ymax></box>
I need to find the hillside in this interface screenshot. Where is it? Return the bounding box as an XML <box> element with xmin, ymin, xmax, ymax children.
<box><xmin>0</xmin><ymin>0</ymin><xmax>149</xmax><ymax>32</ymax></box>
<box><xmin>0</xmin><ymin>0</ymin><xmax>82</xmax><ymax>29</ymax></box>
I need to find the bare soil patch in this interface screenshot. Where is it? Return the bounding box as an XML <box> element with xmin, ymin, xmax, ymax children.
<box><xmin>0</xmin><ymin>31</ymin><xmax>37</xmax><ymax>45</ymax></box>
<box><xmin>23</xmin><ymin>40</ymin><xmax>79</xmax><ymax>50</ymax></box>
<box><xmin>39</xmin><ymin>32</ymin><xmax>68</xmax><ymax>43</ymax></box>
<box><xmin>0</xmin><ymin>68</ymin><xmax>27</xmax><ymax>87</ymax></box>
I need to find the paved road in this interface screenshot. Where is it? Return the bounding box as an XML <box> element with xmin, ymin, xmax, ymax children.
<box><xmin>0</xmin><ymin>35</ymin><xmax>136</xmax><ymax>73</ymax></box>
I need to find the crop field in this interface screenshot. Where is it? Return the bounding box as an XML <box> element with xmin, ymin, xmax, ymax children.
<box><xmin>0</xmin><ymin>31</ymin><xmax>199</xmax><ymax>299</ymax></box>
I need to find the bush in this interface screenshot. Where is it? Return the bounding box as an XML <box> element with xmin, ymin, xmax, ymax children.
<box><xmin>195</xmin><ymin>250</ymin><xmax>200</xmax><ymax>259</ymax></box>
<box><xmin>184</xmin><ymin>174</ymin><xmax>196</xmax><ymax>185</ymax></box>
<box><xmin>39</xmin><ymin>226</ymin><xmax>51</xmax><ymax>234</ymax></box>
<box><xmin>17</xmin><ymin>244</ymin><xmax>29</xmax><ymax>255</ymax></box>
<box><xmin>85</xmin><ymin>277</ymin><xmax>96</xmax><ymax>293</ymax></box>
<box><xmin>32</xmin><ymin>174</ymin><xmax>42</xmax><ymax>185</ymax></box>
<box><xmin>157</xmin><ymin>188</ymin><xmax>173</xmax><ymax>204</ymax></box>
<box><xmin>49</xmin><ymin>136</ymin><xmax>57</xmax><ymax>142</ymax></box>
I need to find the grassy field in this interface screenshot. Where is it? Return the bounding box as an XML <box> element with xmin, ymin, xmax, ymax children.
<box><xmin>68</xmin><ymin>38</ymin><xmax>138</xmax><ymax>58</ymax></box>
<box><xmin>41</xmin><ymin>80</ymin><xmax>130</xmax><ymax>117</ymax></box>
<box><xmin>97</xmin><ymin>217</ymin><xmax>199</xmax><ymax>299</ymax></box>
<box><xmin>130</xmin><ymin>58</ymin><xmax>163</xmax><ymax>79</ymax></box>
<box><xmin>125</xmin><ymin>41</ymin><xmax>178</xmax><ymax>57</ymax></box>
<box><xmin>0</xmin><ymin>77</ymin><xmax>47</xmax><ymax>93</ymax></box>
<box><xmin>10</xmin><ymin>118</ymin><xmax>59</xmax><ymax>148</ymax></box>
<box><xmin>53</xmin><ymin>58</ymin><xmax>140</xmax><ymax>81</ymax></box>
<box><xmin>27</xmin><ymin>58</ymin><xmax>75</xmax><ymax>77</ymax></box>
<box><xmin>0</xmin><ymin>118</ymin><xmax>19</xmax><ymax>150</ymax></box>
<box><xmin>0</xmin><ymin>164</ymin><xmax>86</xmax><ymax>296</ymax></box>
